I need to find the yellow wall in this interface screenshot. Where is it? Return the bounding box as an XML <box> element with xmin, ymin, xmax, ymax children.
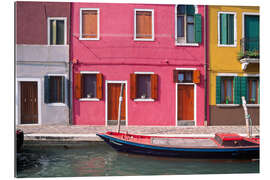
<box><xmin>208</xmin><ymin>6</ymin><xmax>259</xmax><ymax>105</ymax></box>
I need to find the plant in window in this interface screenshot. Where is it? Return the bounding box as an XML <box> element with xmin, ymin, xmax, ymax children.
<box><xmin>225</xmin><ymin>96</ymin><xmax>231</xmax><ymax>104</ymax></box>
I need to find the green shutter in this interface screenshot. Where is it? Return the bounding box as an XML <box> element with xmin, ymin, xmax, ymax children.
<box><xmin>44</xmin><ymin>75</ymin><xmax>50</xmax><ymax>104</ymax></box>
<box><xmin>216</xmin><ymin>76</ymin><xmax>221</xmax><ymax>104</ymax></box>
<box><xmin>60</xmin><ymin>76</ymin><xmax>65</xmax><ymax>103</ymax></box>
<box><xmin>227</xmin><ymin>14</ymin><xmax>234</xmax><ymax>44</ymax></box>
<box><xmin>233</xmin><ymin>76</ymin><xmax>241</xmax><ymax>104</ymax></box>
<box><xmin>194</xmin><ymin>14</ymin><xmax>202</xmax><ymax>44</ymax></box>
<box><xmin>240</xmin><ymin>77</ymin><xmax>247</xmax><ymax>104</ymax></box>
<box><xmin>220</xmin><ymin>14</ymin><xmax>228</xmax><ymax>44</ymax></box>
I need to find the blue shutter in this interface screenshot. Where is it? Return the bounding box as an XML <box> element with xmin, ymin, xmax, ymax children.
<box><xmin>216</xmin><ymin>76</ymin><xmax>221</xmax><ymax>104</ymax></box>
<box><xmin>194</xmin><ymin>14</ymin><xmax>202</xmax><ymax>44</ymax></box>
<box><xmin>233</xmin><ymin>76</ymin><xmax>241</xmax><ymax>104</ymax></box>
<box><xmin>240</xmin><ymin>77</ymin><xmax>247</xmax><ymax>104</ymax></box>
<box><xmin>44</xmin><ymin>75</ymin><xmax>50</xmax><ymax>104</ymax></box>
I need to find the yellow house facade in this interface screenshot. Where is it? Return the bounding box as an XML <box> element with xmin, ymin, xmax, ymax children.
<box><xmin>208</xmin><ymin>6</ymin><xmax>259</xmax><ymax>125</ymax></box>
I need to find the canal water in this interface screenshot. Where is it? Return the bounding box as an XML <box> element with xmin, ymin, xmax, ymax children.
<box><xmin>16</xmin><ymin>142</ymin><xmax>259</xmax><ymax>177</ymax></box>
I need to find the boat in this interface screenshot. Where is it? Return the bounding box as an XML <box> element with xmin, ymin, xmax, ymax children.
<box><xmin>96</xmin><ymin>131</ymin><xmax>259</xmax><ymax>159</ymax></box>
<box><xmin>16</xmin><ymin>129</ymin><xmax>24</xmax><ymax>152</ymax></box>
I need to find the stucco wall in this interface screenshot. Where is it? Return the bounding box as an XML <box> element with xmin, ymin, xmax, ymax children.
<box><xmin>71</xmin><ymin>3</ymin><xmax>206</xmax><ymax>126</ymax></box>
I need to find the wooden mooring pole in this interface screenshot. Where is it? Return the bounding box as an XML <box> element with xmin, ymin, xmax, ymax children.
<box><xmin>242</xmin><ymin>96</ymin><xmax>251</xmax><ymax>138</ymax></box>
<box><xmin>117</xmin><ymin>83</ymin><xmax>124</xmax><ymax>133</ymax></box>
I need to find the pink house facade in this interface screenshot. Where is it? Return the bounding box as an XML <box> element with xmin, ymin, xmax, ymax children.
<box><xmin>71</xmin><ymin>3</ymin><xmax>206</xmax><ymax>126</ymax></box>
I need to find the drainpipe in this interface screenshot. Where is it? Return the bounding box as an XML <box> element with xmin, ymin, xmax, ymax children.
<box><xmin>204</xmin><ymin>5</ymin><xmax>208</xmax><ymax>126</ymax></box>
<box><xmin>68</xmin><ymin>2</ymin><xmax>73</xmax><ymax>125</ymax></box>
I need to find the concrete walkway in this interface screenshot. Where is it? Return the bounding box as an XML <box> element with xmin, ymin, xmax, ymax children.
<box><xmin>16</xmin><ymin>125</ymin><xmax>260</xmax><ymax>142</ymax></box>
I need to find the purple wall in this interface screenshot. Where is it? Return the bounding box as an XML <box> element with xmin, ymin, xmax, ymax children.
<box><xmin>16</xmin><ymin>1</ymin><xmax>70</xmax><ymax>44</ymax></box>
<box><xmin>72</xmin><ymin>3</ymin><xmax>206</xmax><ymax>126</ymax></box>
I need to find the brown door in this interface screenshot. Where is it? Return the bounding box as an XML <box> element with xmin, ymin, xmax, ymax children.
<box><xmin>21</xmin><ymin>82</ymin><xmax>38</xmax><ymax>124</ymax></box>
<box><xmin>177</xmin><ymin>85</ymin><xmax>194</xmax><ymax>120</ymax></box>
<box><xmin>108</xmin><ymin>83</ymin><xmax>126</xmax><ymax>121</ymax></box>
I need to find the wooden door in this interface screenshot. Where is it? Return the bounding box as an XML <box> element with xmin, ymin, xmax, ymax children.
<box><xmin>177</xmin><ymin>85</ymin><xmax>194</xmax><ymax>120</ymax></box>
<box><xmin>21</xmin><ymin>82</ymin><xmax>38</xmax><ymax>124</ymax></box>
<box><xmin>108</xmin><ymin>83</ymin><xmax>126</xmax><ymax>121</ymax></box>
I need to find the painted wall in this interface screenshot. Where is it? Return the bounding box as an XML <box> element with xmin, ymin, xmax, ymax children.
<box><xmin>208</xmin><ymin>6</ymin><xmax>259</xmax><ymax>125</ymax></box>
<box><xmin>72</xmin><ymin>3</ymin><xmax>206</xmax><ymax>126</ymax></box>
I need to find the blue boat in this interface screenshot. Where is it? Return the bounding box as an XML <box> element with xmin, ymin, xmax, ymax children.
<box><xmin>97</xmin><ymin>131</ymin><xmax>259</xmax><ymax>159</ymax></box>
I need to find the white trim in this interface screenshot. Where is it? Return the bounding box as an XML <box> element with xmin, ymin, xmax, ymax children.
<box><xmin>175</xmin><ymin>83</ymin><xmax>197</xmax><ymax>126</ymax></box>
<box><xmin>79</xmin><ymin>8</ymin><xmax>100</xmax><ymax>40</ymax></box>
<box><xmin>105</xmin><ymin>80</ymin><xmax>128</xmax><ymax>126</ymax></box>
<box><xmin>175</xmin><ymin>68</ymin><xmax>197</xmax><ymax>71</ymax></box>
<box><xmin>242</xmin><ymin>12</ymin><xmax>259</xmax><ymax>39</ymax></box>
<box><xmin>47</xmin><ymin>74</ymin><xmax>68</xmax><ymax>78</ymax></box>
<box><xmin>47</xmin><ymin>17</ymin><xmax>67</xmax><ymax>45</ymax></box>
<box><xmin>134</xmin><ymin>99</ymin><xmax>155</xmax><ymax>102</ymax></box>
<box><xmin>16</xmin><ymin>78</ymin><xmax>42</xmax><ymax>125</ymax></box>
<box><xmin>216</xmin><ymin>104</ymin><xmax>240</xmax><ymax>107</ymax></box>
<box><xmin>243</xmin><ymin>73</ymin><xmax>260</xmax><ymax>77</ymax></box>
<box><xmin>80</xmin><ymin>71</ymin><xmax>100</xmax><ymax>74</ymax></box>
<box><xmin>134</xmin><ymin>9</ymin><xmax>154</xmax><ymax>41</ymax></box>
<box><xmin>47</xmin><ymin>103</ymin><xmax>66</xmax><ymax>107</ymax></box>
<box><xmin>79</xmin><ymin>98</ymin><xmax>100</xmax><ymax>102</ymax></box>
<box><xmin>246</xmin><ymin>104</ymin><xmax>260</xmax><ymax>107</ymax></box>
<box><xmin>174</xmin><ymin>5</ymin><xmax>199</xmax><ymax>46</ymax></box>
<box><xmin>217</xmin><ymin>12</ymin><xmax>237</xmax><ymax>47</ymax></box>
<box><xmin>134</xmin><ymin>72</ymin><xmax>154</xmax><ymax>74</ymax></box>
<box><xmin>217</xmin><ymin>73</ymin><xmax>238</xmax><ymax>77</ymax></box>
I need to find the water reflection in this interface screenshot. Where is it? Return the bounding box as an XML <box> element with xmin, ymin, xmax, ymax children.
<box><xmin>16</xmin><ymin>143</ymin><xmax>259</xmax><ymax>177</ymax></box>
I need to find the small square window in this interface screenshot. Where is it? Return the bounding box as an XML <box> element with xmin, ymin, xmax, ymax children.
<box><xmin>48</xmin><ymin>19</ymin><xmax>66</xmax><ymax>45</ymax></box>
<box><xmin>176</xmin><ymin>71</ymin><xmax>193</xmax><ymax>83</ymax></box>
<box><xmin>135</xmin><ymin>9</ymin><xmax>154</xmax><ymax>41</ymax></box>
<box><xmin>80</xmin><ymin>9</ymin><xmax>99</xmax><ymax>40</ymax></box>
<box><xmin>44</xmin><ymin>76</ymin><xmax>65</xmax><ymax>104</ymax></box>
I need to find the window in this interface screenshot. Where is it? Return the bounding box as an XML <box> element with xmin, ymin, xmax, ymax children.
<box><xmin>247</xmin><ymin>77</ymin><xmax>259</xmax><ymax>104</ymax></box>
<box><xmin>44</xmin><ymin>75</ymin><xmax>66</xmax><ymax>104</ymax></box>
<box><xmin>130</xmin><ymin>73</ymin><xmax>158</xmax><ymax>100</ymax></box>
<box><xmin>218</xmin><ymin>12</ymin><xmax>236</xmax><ymax>46</ymax></box>
<box><xmin>134</xmin><ymin>9</ymin><xmax>154</xmax><ymax>41</ymax></box>
<box><xmin>176</xmin><ymin>5</ymin><xmax>202</xmax><ymax>45</ymax></box>
<box><xmin>75</xmin><ymin>72</ymin><xmax>103</xmax><ymax>100</ymax></box>
<box><xmin>80</xmin><ymin>8</ymin><xmax>99</xmax><ymax>40</ymax></box>
<box><xmin>48</xmin><ymin>18</ymin><xmax>66</xmax><ymax>45</ymax></box>
<box><xmin>173</xmin><ymin>70</ymin><xmax>200</xmax><ymax>83</ymax></box>
<box><xmin>221</xmin><ymin>77</ymin><xmax>233</xmax><ymax>104</ymax></box>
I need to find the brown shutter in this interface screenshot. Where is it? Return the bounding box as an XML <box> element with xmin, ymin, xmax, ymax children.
<box><xmin>193</xmin><ymin>70</ymin><xmax>200</xmax><ymax>84</ymax></box>
<box><xmin>96</xmin><ymin>73</ymin><xmax>103</xmax><ymax>99</ymax></box>
<box><xmin>75</xmin><ymin>73</ymin><xmax>82</xmax><ymax>99</ymax></box>
<box><xmin>136</xmin><ymin>11</ymin><xmax>152</xmax><ymax>39</ymax></box>
<box><xmin>173</xmin><ymin>70</ymin><xmax>178</xmax><ymax>83</ymax></box>
<box><xmin>82</xmin><ymin>10</ymin><xmax>97</xmax><ymax>38</ymax></box>
<box><xmin>130</xmin><ymin>73</ymin><xmax>137</xmax><ymax>99</ymax></box>
<box><xmin>151</xmin><ymin>74</ymin><xmax>158</xmax><ymax>100</ymax></box>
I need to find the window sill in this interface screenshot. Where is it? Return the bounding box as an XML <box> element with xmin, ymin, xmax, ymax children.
<box><xmin>134</xmin><ymin>38</ymin><xmax>155</xmax><ymax>42</ymax></box>
<box><xmin>134</xmin><ymin>98</ymin><xmax>155</xmax><ymax>102</ymax></box>
<box><xmin>79</xmin><ymin>37</ymin><xmax>100</xmax><ymax>41</ymax></box>
<box><xmin>217</xmin><ymin>44</ymin><xmax>237</xmax><ymax>47</ymax></box>
<box><xmin>79</xmin><ymin>98</ymin><xmax>100</xmax><ymax>101</ymax></box>
<box><xmin>47</xmin><ymin>103</ymin><xmax>66</xmax><ymax>107</ymax></box>
<box><xmin>246</xmin><ymin>104</ymin><xmax>260</xmax><ymax>107</ymax></box>
<box><xmin>216</xmin><ymin>104</ymin><xmax>240</xmax><ymax>107</ymax></box>
<box><xmin>175</xmin><ymin>42</ymin><xmax>199</xmax><ymax>46</ymax></box>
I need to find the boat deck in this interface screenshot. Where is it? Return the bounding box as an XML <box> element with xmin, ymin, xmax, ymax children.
<box><xmin>151</xmin><ymin>137</ymin><xmax>218</xmax><ymax>147</ymax></box>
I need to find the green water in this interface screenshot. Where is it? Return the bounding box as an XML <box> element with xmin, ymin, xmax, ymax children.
<box><xmin>16</xmin><ymin>142</ymin><xmax>259</xmax><ymax>177</ymax></box>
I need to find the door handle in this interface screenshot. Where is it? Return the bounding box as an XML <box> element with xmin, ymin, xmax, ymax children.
<box><xmin>24</xmin><ymin>98</ymin><xmax>26</xmax><ymax>103</ymax></box>
<box><xmin>34</xmin><ymin>98</ymin><xmax>37</xmax><ymax>103</ymax></box>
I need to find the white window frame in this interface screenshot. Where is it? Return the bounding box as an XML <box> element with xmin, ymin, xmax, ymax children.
<box><xmin>46</xmin><ymin>74</ymin><xmax>68</xmax><ymax>106</ymax></box>
<box><xmin>79</xmin><ymin>8</ymin><xmax>100</xmax><ymax>41</ymax></box>
<box><xmin>134</xmin><ymin>9</ymin><xmax>155</xmax><ymax>41</ymax></box>
<box><xmin>47</xmin><ymin>17</ymin><xmax>67</xmax><ymax>45</ymax></box>
<box><xmin>134</xmin><ymin>72</ymin><xmax>155</xmax><ymax>101</ymax></box>
<box><xmin>174</xmin><ymin>5</ymin><xmax>199</xmax><ymax>46</ymax></box>
<box><xmin>243</xmin><ymin>74</ymin><xmax>260</xmax><ymax>107</ymax></box>
<box><xmin>79</xmin><ymin>71</ymin><xmax>100</xmax><ymax>101</ymax></box>
<box><xmin>217</xmin><ymin>12</ymin><xmax>237</xmax><ymax>47</ymax></box>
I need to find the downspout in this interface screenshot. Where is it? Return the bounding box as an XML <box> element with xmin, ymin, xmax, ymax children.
<box><xmin>204</xmin><ymin>5</ymin><xmax>208</xmax><ymax>126</ymax></box>
<box><xmin>68</xmin><ymin>2</ymin><xmax>73</xmax><ymax>125</ymax></box>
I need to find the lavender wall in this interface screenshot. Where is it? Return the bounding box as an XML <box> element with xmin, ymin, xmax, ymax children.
<box><xmin>72</xmin><ymin>3</ymin><xmax>206</xmax><ymax>126</ymax></box>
